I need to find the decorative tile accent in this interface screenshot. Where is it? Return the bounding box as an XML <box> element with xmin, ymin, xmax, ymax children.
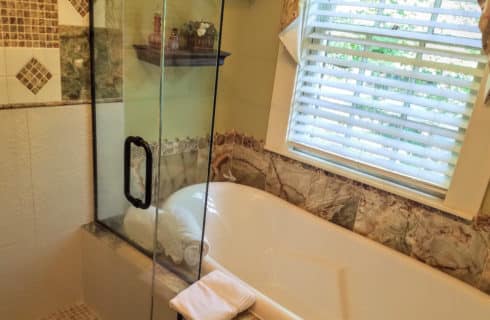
<box><xmin>59</xmin><ymin>25</ymin><xmax>123</xmax><ymax>102</ymax></box>
<box><xmin>212</xmin><ymin>131</ymin><xmax>490</xmax><ymax>295</ymax></box>
<box><xmin>39</xmin><ymin>303</ymin><xmax>99</xmax><ymax>320</ymax></box>
<box><xmin>67</xmin><ymin>0</ymin><xmax>89</xmax><ymax>18</ymax></box>
<box><xmin>59</xmin><ymin>26</ymin><xmax>90</xmax><ymax>101</ymax></box>
<box><xmin>16</xmin><ymin>58</ymin><xmax>52</xmax><ymax>94</ymax></box>
<box><xmin>0</xmin><ymin>0</ymin><xmax>59</xmax><ymax>48</ymax></box>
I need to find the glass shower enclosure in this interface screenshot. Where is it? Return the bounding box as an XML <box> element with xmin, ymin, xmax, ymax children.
<box><xmin>90</xmin><ymin>0</ymin><xmax>225</xmax><ymax>317</ymax></box>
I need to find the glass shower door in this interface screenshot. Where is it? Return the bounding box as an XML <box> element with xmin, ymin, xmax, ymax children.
<box><xmin>91</xmin><ymin>0</ymin><xmax>163</xmax><ymax>319</ymax></box>
<box><xmin>151</xmin><ymin>0</ymin><xmax>225</xmax><ymax>318</ymax></box>
<box><xmin>92</xmin><ymin>0</ymin><xmax>225</xmax><ymax>318</ymax></box>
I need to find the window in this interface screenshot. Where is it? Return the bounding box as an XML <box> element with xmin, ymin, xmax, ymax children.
<box><xmin>267</xmin><ymin>0</ymin><xmax>490</xmax><ymax>219</ymax></box>
<box><xmin>290</xmin><ymin>0</ymin><xmax>484</xmax><ymax>195</ymax></box>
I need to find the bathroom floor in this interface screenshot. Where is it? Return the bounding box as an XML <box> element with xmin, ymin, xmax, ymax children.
<box><xmin>39</xmin><ymin>303</ymin><xmax>100</xmax><ymax>320</ymax></box>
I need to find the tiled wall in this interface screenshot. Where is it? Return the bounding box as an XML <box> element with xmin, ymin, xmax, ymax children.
<box><xmin>211</xmin><ymin>131</ymin><xmax>490</xmax><ymax>295</ymax></box>
<box><xmin>0</xmin><ymin>1</ymin><xmax>96</xmax><ymax>318</ymax></box>
<box><xmin>0</xmin><ymin>106</ymin><xmax>93</xmax><ymax>319</ymax></box>
<box><xmin>0</xmin><ymin>0</ymin><xmax>121</xmax><ymax>108</ymax></box>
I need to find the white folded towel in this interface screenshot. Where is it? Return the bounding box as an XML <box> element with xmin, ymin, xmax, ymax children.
<box><xmin>123</xmin><ymin>205</ymin><xmax>210</xmax><ymax>266</ymax></box>
<box><xmin>123</xmin><ymin>206</ymin><xmax>158</xmax><ymax>252</ymax></box>
<box><xmin>159</xmin><ymin>206</ymin><xmax>210</xmax><ymax>266</ymax></box>
<box><xmin>170</xmin><ymin>270</ymin><xmax>256</xmax><ymax>320</ymax></box>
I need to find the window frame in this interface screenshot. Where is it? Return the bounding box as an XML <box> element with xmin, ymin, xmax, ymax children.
<box><xmin>266</xmin><ymin>3</ymin><xmax>490</xmax><ymax>220</ymax></box>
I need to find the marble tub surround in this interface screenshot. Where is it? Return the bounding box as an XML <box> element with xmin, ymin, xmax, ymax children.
<box><xmin>130</xmin><ymin>136</ymin><xmax>212</xmax><ymax>203</ymax></box>
<box><xmin>211</xmin><ymin>131</ymin><xmax>490</xmax><ymax>295</ymax></box>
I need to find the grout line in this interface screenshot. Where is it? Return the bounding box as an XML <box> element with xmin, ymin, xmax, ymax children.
<box><xmin>24</xmin><ymin>109</ymin><xmax>39</xmax><ymax>244</ymax></box>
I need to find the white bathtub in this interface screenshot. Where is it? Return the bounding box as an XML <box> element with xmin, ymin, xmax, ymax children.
<box><xmin>165</xmin><ymin>182</ymin><xmax>490</xmax><ymax>320</ymax></box>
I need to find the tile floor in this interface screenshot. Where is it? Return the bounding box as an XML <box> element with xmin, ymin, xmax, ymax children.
<box><xmin>39</xmin><ymin>303</ymin><xmax>99</xmax><ymax>320</ymax></box>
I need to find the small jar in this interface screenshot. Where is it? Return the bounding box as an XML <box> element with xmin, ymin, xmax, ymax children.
<box><xmin>167</xmin><ymin>28</ymin><xmax>180</xmax><ymax>51</ymax></box>
<box><xmin>149</xmin><ymin>13</ymin><xmax>162</xmax><ymax>49</ymax></box>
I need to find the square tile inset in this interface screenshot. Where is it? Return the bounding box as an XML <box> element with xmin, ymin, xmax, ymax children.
<box><xmin>0</xmin><ymin>0</ymin><xmax>59</xmax><ymax>48</ymax></box>
<box><xmin>68</xmin><ymin>0</ymin><xmax>89</xmax><ymax>18</ymax></box>
<box><xmin>16</xmin><ymin>58</ymin><xmax>52</xmax><ymax>94</ymax></box>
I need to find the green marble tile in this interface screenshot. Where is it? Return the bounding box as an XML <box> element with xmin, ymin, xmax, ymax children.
<box><xmin>60</xmin><ymin>25</ymin><xmax>123</xmax><ymax>102</ymax></box>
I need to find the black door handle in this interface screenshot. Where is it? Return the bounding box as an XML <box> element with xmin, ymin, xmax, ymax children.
<box><xmin>124</xmin><ymin>136</ymin><xmax>153</xmax><ymax>209</ymax></box>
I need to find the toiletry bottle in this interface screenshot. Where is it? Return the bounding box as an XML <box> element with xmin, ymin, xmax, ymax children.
<box><xmin>149</xmin><ymin>13</ymin><xmax>162</xmax><ymax>49</ymax></box>
<box><xmin>168</xmin><ymin>28</ymin><xmax>180</xmax><ymax>51</ymax></box>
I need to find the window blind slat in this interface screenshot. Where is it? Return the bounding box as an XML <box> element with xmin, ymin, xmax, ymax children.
<box><xmin>306</xmin><ymin>43</ymin><xmax>484</xmax><ymax>77</ymax></box>
<box><xmin>304</xmin><ymin>55</ymin><xmax>479</xmax><ymax>91</ymax></box>
<box><xmin>297</xmin><ymin>81</ymin><xmax>470</xmax><ymax>120</ymax></box>
<box><xmin>301</xmin><ymin>67</ymin><xmax>474</xmax><ymax>103</ymax></box>
<box><xmin>291</xmin><ymin>118</ymin><xmax>459</xmax><ymax>165</ymax></box>
<box><xmin>312</xmin><ymin>0</ymin><xmax>481</xmax><ymax>18</ymax></box>
<box><xmin>296</xmin><ymin>93</ymin><xmax>467</xmax><ymax>128</ymax></box>
<box><xmin>290</xmin><ymin>136</ymin><xmax>450</xmax><ymax>188</ymax></box>
<box><xmin>309</xmin><ymin>22</ymin><xmax>482</xmax><ymax>49</ymax></box>
<box><xmin>292</xmin><ymin>124</ymin><xmax>454</xmax><ymax>175</ymax></box>
<box><xmin>311</xmin><ymin>10</ymin><xmax>480</xmax><ymax>33</ymax></box>
<box><xmin>307</xmin><ymin>33</ymin><xmax>487</xmax><ymax>64</ymax></box>
<box><xmin>289</xmin><ymin>0</ymin><xmax>483</xmax><ymax>190</ymax></box>
<box><xmin>295</xmin><ymin>103</ymin><xmax>464</xmax><ymax>144</ymax></box>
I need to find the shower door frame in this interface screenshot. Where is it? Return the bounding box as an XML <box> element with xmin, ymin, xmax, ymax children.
<box><xmin>88</xmin><ymin>0</ymin><xmax>227</xmax><ymax>277</ymax></box>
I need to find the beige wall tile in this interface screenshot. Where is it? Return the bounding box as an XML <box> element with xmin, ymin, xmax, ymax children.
<box><xmin>35</xmin><ymin>74</ymin><xmax>62</xmax><ymax>103</ymax></box>
<box><xmin>0</xmin><ymin>105</ymin><xmax>92</xmax><ymax>318</ymax></box>
<box><xmin>35</xmin><ymin>229</ymin><xmax>84</xmax><ymax>312</ymax></box>
<box><xmin>0</xmin><ymin>48</ymin><xmax>6</xmax><ymax>76</ymax></box>
<box><xmin>0</xmin><ymin>109</ymin><xmax>35</xmax><ymax>248</ymax></box>
<box><xmin>6</xmin><ymin>76</ymin><xmax>37</xmax><ymax>104</ymax></box>
<box><xmin>28</xmin><ymin>105</ymin><xmax>93</xmax><ymax>239</ymax></box>
<box><xmin>4</xmin><ymin>48</ymin><xmax>34</xmax><ymax>76</ymax></box>
<box><xmin>0</xmin><ymin>77</ymin><xmax>9</xmax><ymax>106</ymax></box>
<box><xmin>82</xmin><ymin>230</ymin><xmax>155</xmax><ymax>320</ymax></box>
<box><xmin>0</xmin><ymin>241</ymin><xmax>41</xmax><ymax>320</ymax></box>
<box><xmin>3</xmin><ymin>48</ymin><xmax>61</xmax><ymax>103</ymax></box>
<box><xmin>33</xmin><ymin>48</ymin><xmax>62</xmax><ymax>76</ymax></box>
<box><xmin>58</xmin><ymin>0</ymin><xmax>90</xmax><ymax>27</ymax></box>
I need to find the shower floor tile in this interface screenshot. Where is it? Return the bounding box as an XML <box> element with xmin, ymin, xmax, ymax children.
<box><xmin>39</xmin><ymin>303</ymin><xmax>99</xmax><ymax>320</ymax></box>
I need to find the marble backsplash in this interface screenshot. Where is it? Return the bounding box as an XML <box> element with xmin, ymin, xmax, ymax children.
<box><xmin>130</xmin><ymin>136</ymin><xmax>211</xmax><ymax>204</ymax></box>
<box><xmin>211</xmin><ymin>131</ymin><xmax>490</xmax><ymax>295</ymax></box>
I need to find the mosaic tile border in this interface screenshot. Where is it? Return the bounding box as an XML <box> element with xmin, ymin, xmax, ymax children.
<box><xmin>211</xmin><ymin>131</ymin><xmax>490</xmax><ymax>295</ymax></box>
<box><xmin>0</xmin><ymin>0</ymin><xmax>59</xmax><ymax>48</ymax></box>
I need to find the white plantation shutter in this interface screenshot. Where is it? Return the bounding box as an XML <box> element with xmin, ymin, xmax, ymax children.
<box><xmin>289</xmin><ymin>0</ymin><xmax>486</xmax><ymax>194</ymax></box>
